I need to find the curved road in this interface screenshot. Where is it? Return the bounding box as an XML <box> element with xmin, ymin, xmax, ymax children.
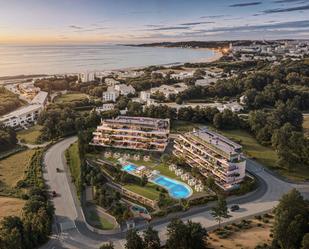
<box><xmin>41</xmin><ymin>137</ymin><xmax>309</xmax><ymax>249</ymax></box>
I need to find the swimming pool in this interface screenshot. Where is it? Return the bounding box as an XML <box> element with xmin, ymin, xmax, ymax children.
<box><xmin>122</xmin><ymin>164</ymin><xmax>137</xmax><ymax>172</ymax></box>
<box><xmin>122</xmin><ymin>164</ymin><xmax>193</xmax><ymax>199</ymax></box>
<box><xmin>152</xmin><ymin>175</ymin><xmax>192</xmax><ymax>199</ymax></box>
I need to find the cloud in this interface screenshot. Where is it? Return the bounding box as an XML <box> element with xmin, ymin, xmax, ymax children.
<box><xmin>263</xmin><ymin>3</ymin><xmax>309</xmax><ymax>13</ymax></box>
<box><xmin>229</xmin><ymin>2</ymin><xmax>262</xmax><ymax>7</ymax></box>
<box><xmin>151</xmin><ymin>26</ymin><xmax>191</xmax><ymax>31</ymax></box>
<box><xmin>180</xmin><ymin>21</ymin><xmax>214</xmax><ymax>26</ymax></box>
<box><xmin>273</xmin><ymin>0</ymin><xmax>307</xmax><ymax>3</ymax></box>
<box><xmin>69</xmin><ymin>25</ymin><xmax>83</xmax><ymax>30</ymax></box>
<box><xmin>197</xmin><ymin>19</ymin><xmax>309</xmax><ymax>33</ymax></box>
<box><xmin>200</xmin><ymin>15</ymin><xmax>227</xmax><ymax>19</ymax></box>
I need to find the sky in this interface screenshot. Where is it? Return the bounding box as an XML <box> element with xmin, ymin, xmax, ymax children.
<box><xmin>0</xmin><ymin>0</ymin><xmax>309</xmax><ymax>44</ymax></box>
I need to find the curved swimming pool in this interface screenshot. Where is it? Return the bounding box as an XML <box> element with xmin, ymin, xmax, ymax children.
<box><xmin>122</xmin><ymin>164</ymin><xmax>193</xmax><ymax>199</ymax></box>
<box><xmin>152</xmin><ymin>175</ymin><xmax>193</xmax><ymax>199</ymax></box>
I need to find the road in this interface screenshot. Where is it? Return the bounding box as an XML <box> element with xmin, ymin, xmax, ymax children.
<box><xmin>41</xmin><ymin>137</ymin><xmax>309</xmax><ymax>249</ymax></box>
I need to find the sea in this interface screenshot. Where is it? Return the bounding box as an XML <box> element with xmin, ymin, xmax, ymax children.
<box><xmin>0</xmin><ymin>44</ymin><xmax>216</xmax><ymax>77</ymax></box>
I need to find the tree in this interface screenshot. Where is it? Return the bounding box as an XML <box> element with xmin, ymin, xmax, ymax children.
<box><xmin>301</xmin><ymin>233</ymin><xmax>309</xmax><ymax>249</ymax></box>
<box><xmin>140</xmin><ymin>174</ymin><xmax>148</xmax><ymax>187</ymax></box>
<box><xmin>143</xmin><ymin>226</ymin><xmax>161</xmax><ymax>249</ymax></box>
<box><xmin>100</xmin><ymin>242</ymin><xmax>114</xmax><ymax>249</ymax></box>
<box><xmin>125</xmin><ymin>229</ymin><xmax>144</xmax><ymax>249</ymax></box>
<box><xmin>166</xmin><ymin>218</ymin><xmax>207</xmax><ymax>249</ymax></box>
<box><xmin>272</xmin><ymin>189</ymin><xmax>309</xmax><ymax>249</ymax></box>
<box><xmin>211</xmin><ymin>196</ymin><xmax>231</xmax><ymax>228</ymax></box>
<box><xmin>0</xmin><ymin>216</ymin><xmax>25</xmax><ymax>249</ymax></box>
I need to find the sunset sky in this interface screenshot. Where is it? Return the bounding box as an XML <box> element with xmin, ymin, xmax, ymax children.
<box><xmin>1</xmin><ymin>0</ymin><xmax>309</xmax><ymax>44</ymax></box>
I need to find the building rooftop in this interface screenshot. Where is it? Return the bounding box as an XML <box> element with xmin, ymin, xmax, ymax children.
<box><xmin>104</xmin><ymin>116</ymin><xmax>170</xmax><ymax>130</ymax></box>
<box><xmin>30</xmin><ymin>91</ymin><xmax>48</xmax><ymax>105</ymax></box>
<box><xmin>188</xmin><ymin>128</ymin><xmax>242</xmax><ymax>155</ymax></box>
<box><xmin>0</xmin><ymin>104</ymin><xmax>42</xmax><ymax>121</ymax></box>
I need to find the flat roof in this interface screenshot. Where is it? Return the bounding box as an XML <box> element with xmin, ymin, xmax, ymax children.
<box><xmin>0</xmin><ymin>104</ymin><xmax>42</xmax><ymax>121</ymax></box>
<box><xmin>30</xmin><ymin>91</ymin><xmax>48</xmax><ymax>105</ymax></box>
<box><xmin>189</xmin><ymin>128</ymin><xmax>242</xmax><ymax>155</ymax></box>
<box><xmin>104</xmin><ymin>116</ymin><xmax>170</xmax><ymax>129</ymax></box>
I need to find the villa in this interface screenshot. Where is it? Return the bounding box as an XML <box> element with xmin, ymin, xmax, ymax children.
<box><xmin>91</xmin><ymin>116</ymin><xmax>170</xmax><ymax>152</ymax></box>
<box><xmin>173</xmin><ymin>128</ymin><xmax>246</xmax><ymax>191</ymax></box>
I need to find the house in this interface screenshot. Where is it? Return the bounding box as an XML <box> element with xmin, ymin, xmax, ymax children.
<box><xmin>114</xmin><ymin>84</ymin><xmax>135</xmax><ymax>96</ymax></box>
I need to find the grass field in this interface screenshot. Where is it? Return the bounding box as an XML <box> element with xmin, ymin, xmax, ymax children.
<box><xmin>66</xmin><ymin>142</ymin><xmax>82</xmax><ymax>196</ymax></box>
<box><xmin>54</xmin><ymin>93</ymin><xmax>88</xmax><ymax>104</ymax></box>
<box><xmin>171</xmin><ymin>120</ymin><xmax>204</xmax><ymax>133</ymax></box>
<box><xmin>87</xmin><ymin>210</ymin><xmax>115</xmax><ymax>230</ymax></box>
<box><xmin>303</xmin><ymin>115</ymin><xmax>309</xmax><ymax>138</ymax></box>
<box><xmin>0</xmin><ymin>149</ymin><xmax>36</xmax><ymax>189</ymax></box>
<box><xmin>124</xmin><ymin>183</ymin><xmax>161</xmax><ymax>200</ymax></box>
<box><xmin>0</xmin><ymin>197</ymin><xmax>25</xmax><ymax>220</ymax></box>
<box><xmin>216</xmin><ymin>129</ymin><xmax>278</xmax><ymax>170</ymax></box>
<box><xmin>17</xmin><ymin>125</ymin><xmax>43</xmax><ymax>144</ymax></box>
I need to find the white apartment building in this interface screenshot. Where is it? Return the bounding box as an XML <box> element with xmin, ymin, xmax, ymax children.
<box><xmin>0</xmin><ymin>104</ymin><xmax>43</xmax><ymax>128</ymax></box>
<box><xmin>92</xmin><ymin>116</ymin><xmax>170</xmax><ymax>152</ymax></box>
<box><xmin>150</xmin><ymin>83</ymin><xmax>188</xmax><ymax>98</ymax></box>
<box><xmin>79</xmin><ymin>71</ymin><xmax>95</xmax><ymax>82</ymax></box>
<box><xmin>30</xmin><ymin>91</ymin><xmax>48</xmax><ymax>106</ymax></box>
<box><xmin>114</xmin><ymin>84</ymin><xmax>135</xmax><ymax>96</ymax></box>
<box><xmin>105</xmin><ymin>78</ymin><xmax>120</xmax><ymax>86</ymax></box>
<box><xmin>173</xmin><ymin>128</ymin><xmax>246</xmax><ymax>191</ymax></box>
<box><xmin>140</xmin><ymin>91</ymin><xmax>151</xmax><ymax>102</ymax></box>
<box><xmin>96</xmin><ymin>104</ymin><xmax>115</xmax><ymax>112</ymax></box>
<box><xmin>102</xmin><ymin>90</ymin><xmax>119</xmax><ymax>102</ymax></box>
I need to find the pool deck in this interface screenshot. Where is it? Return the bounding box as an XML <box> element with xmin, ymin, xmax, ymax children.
<box><xmin>121</xmin><ymin>162</ymin><xmax>193</xmax><ymax>199</ymax></box>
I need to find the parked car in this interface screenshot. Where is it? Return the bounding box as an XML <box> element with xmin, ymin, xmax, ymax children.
<box><xmin>230</xmin><ymin>204</ymin><xmax>240</xmax><ymax>212</ymax></box>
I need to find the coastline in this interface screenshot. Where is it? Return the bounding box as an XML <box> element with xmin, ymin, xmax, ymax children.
<box><xmin>0</xmin><ymin>46</ymin><xmax>222</xmax><ymax>80</ymax></box>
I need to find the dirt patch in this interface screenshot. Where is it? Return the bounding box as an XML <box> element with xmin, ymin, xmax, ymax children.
<box><xmin>0</xmin><ymin>197</ymin><xmax>25</xmax><ymax>220</ymax></box>
<box><xmin>208</xmin><ymin>219</ymin><xmax>273</xmax><ymax>249</ymax></box>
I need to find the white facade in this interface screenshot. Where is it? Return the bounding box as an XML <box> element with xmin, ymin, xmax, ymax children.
<box><xmin>102</xmin><ymin>90</ymin><xmax>119</xmax><ymax>102</ymax></box>
<box><xmin>174</xmin><ymin>128</ymin><xmax>246</xmax><ymax>191</ymax></box>
<box><xmin>114</xmin><ymin>84</ymin><xmax>135</xmax><ymax>96</ymax></box>
<box><xmin>150</xmin><ymin>83</ymin><xmax>188</xmax><ymax>98</ymax></box>
<box><xmin>0</xmin><ymin>105</ymin><xmax>43</xmax><ymax>128</ymax></box>
<box><xmin>30</xmin><ymin>91</ymin><xmax>48</xmax><ymax>106</ymax></box>
<box><xmin>140</xmin><ymin>91</ymin><xmax>151</xmax><ymax>102</ymax></box>
<box><xmin>105</xmin><ymin>78</ymin><xmax>120</xmax><ymax>86</ymax></box>
<box><xmin>96</xmin><ymin>104</ymin><xmax>115</xmax><ymax>112</ymax></box>
<box><xmin>79</xmin><ymin>72</ymin><xmax>95</xmax><ymax>82</ymax></box>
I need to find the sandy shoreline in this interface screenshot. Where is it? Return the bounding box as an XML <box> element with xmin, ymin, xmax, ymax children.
<box><xmin>0</xmin><ymin>46</ymin><xmax>222</xmax><ymax>81</ymax></box>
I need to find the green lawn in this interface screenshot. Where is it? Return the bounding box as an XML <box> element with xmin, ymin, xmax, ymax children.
<box><xmin>54</xmin><ymin>93</ymin><xmax>88</xmax><ymax>104</ymax></box>
<box><xmin>216</xmin><ymin>129</ymin><xmax>278</xmax><ymax>170</ymax></box>
<box><xmin>171</xmin><ymin>120</ymin><xmax>204</xmax><ymax>133</ymax></box>
<box><xmin>124</xmin><ymin>183</ymin><xmax>161</xmax><ymax>200</ymax></box>
<box><xmin>87</xmin><ymin>210</ymin><xmax>115</xmax><ymax>230</ymax></box>
<box><xmin>17</xmin><ymin>125</ymin><xmax>43</xmax><ymax>144</ymax></box>
<box><xmin>66</xmin><ymin>142</ymin><xmax>81</xmax><ymax>196</ymax></box>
